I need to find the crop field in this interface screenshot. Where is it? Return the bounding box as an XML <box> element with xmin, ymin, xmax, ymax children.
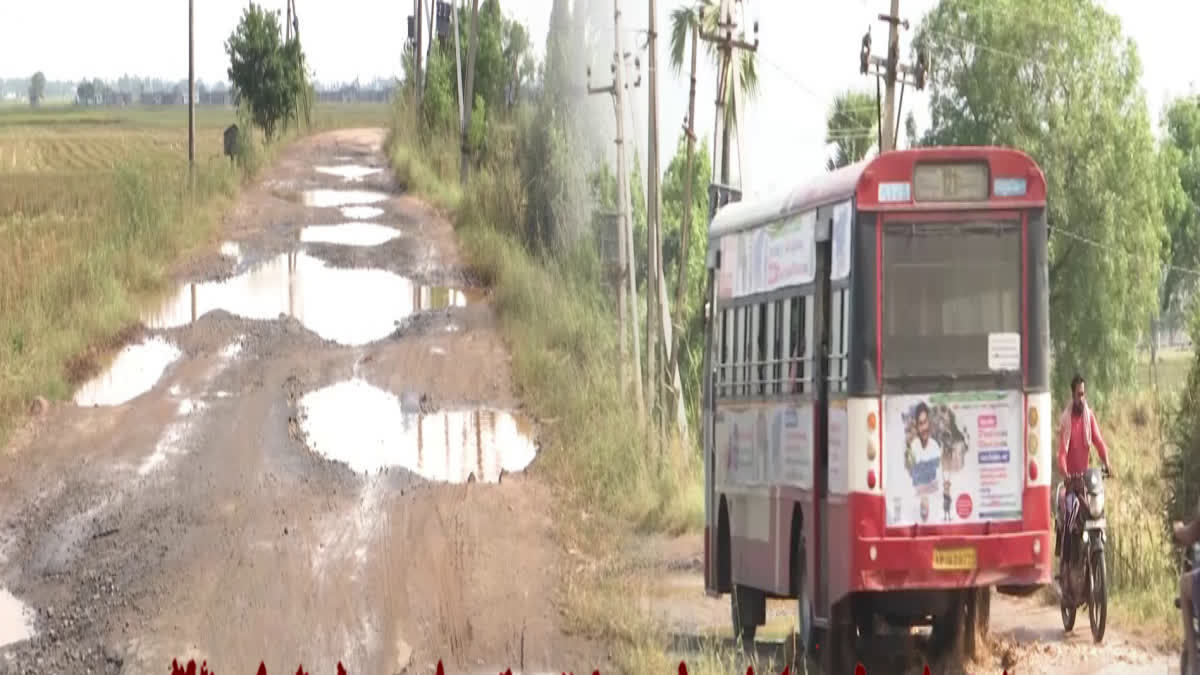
<box><xmin>0</xmin><ymin>102</ymin><xmax>390</xmax><ymax>443</ymax></box>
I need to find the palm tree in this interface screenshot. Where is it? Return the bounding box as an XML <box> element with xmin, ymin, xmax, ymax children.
<box><xmin>669</xmin><ymin>0</ymin><xmax>759</xmax><ymax>185</ymax></box>
<box><xmin>825</xmin><ymin>89</ymin><xmax>878</xmax><ymax>171</ymax></box>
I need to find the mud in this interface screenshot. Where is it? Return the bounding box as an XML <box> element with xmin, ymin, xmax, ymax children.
<box><xmin>637</xmin><ymin>534</ymin><xmax>1175</xmax><ymax>675</ymax></box>
<box><xmin>0</xmin><ymin>129</ymin><xmax>607</xmax><ymax>675</ymax></box>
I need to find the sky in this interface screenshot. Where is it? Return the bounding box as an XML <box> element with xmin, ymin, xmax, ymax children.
<box><xmin>2</xmin><ymin>0</ymin><xmax>1197</xmax><ymax>198</ymax></box>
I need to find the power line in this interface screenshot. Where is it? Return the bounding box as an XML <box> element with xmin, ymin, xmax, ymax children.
<box><xmin>1051</xmin><ymin>224</ymin><xmax>1200</xmax><ymax>279</ymax></box>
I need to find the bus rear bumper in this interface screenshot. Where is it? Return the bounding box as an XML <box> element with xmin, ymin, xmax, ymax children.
<box><xmin>852</xmin><ymin>530</ymin><xmax>1052</xmax><ymax>591</ymax></box>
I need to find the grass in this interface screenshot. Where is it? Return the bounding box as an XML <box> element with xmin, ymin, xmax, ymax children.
<box><xmin>0</xmin><ymin>102</ymin><xmax>391</xmax><ymax>446</ymax></box>
<box><xmin>386</xmin><ymin>103</ymin><xmax>710</xmax><ymax>673</ymax></box>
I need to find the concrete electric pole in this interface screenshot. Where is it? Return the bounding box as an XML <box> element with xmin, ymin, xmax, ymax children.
<box><xmin>587</xmin><ymin>1</ymin><xmax>645</xmax><ymax>419</ymax></box>
<box><xmin>860</xmin><ymin>1</ymin><xmax>928</xmax><ymax>152</ymax></box>
<box><xmin>188</xmin><ymin>0</ymin><xmax>195</xmax><ymax>170</ymax></box>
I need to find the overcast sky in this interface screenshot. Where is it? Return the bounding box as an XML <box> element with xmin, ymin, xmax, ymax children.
<box><xmin>2</xmin><ymin>1</ymin><xmax>1196</xmax><ymax>197</ymax></box>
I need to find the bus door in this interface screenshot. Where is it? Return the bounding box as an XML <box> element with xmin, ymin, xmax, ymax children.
<box><xmin>813</xmin><ymin>207</ymin><xmax>834</xmax><ymax>620</ymax></box>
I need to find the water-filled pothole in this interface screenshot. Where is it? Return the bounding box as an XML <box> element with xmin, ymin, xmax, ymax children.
<box><xmin>142</xmin><ymin>252</ymin><xmax>474</xmax><ymax>346</ymax></box>
<box><xmin>73</xmin><ymin>336</ymin><xmax>182</xmax><ymax>407</ymax></box>
<box><xmin>0</xmin><ymin>588</ymin><xmax>36</xmax><ymax>648</ymax></box>
<box><xmin>300</xmin><ymin>189</ymin><xmax>390</xmax><ymax>208</ymax></box>
<box><xmin>314</xmin><ymin>165</ymin><xmax>383</xmax><ymax>182</ymax></box>
<box><xmin>300</xmin><ymin>223</ymin><xmax>401</xmax><ymax>247</ymax></box>
<box><xmin>299</xmin><ymin>379</ymin><xmax>537</xmax><ymax>482</ymax></box>
<box><xmin>340</xmin><ymin>206</ymin><xmax>385</xmax><ymax>220</ymax></box>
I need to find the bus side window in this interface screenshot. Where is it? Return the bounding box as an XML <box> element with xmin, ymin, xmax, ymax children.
<box><xmin>731</xmin><ymin>306</ymin><xmax>741</xmax><ymax>398</ymax></box>
<box><xmin>718</xmin><ymin>308</ymin><xmax>728</xmax><ymax>398</ymax></box>
<box><xmin>743</xmin><ymin>305</ymin><xmax>754</xmax><ymax>397</ymax></box>
<box><xmin>758</xmin><ymin>302</ymin><xmax>770</xmax><ymax>396</ymax></box>
<box><xmin>788</xmin><ymin>295</ymin><xmax>807</xmax><ymax>393</ymax></box>
<box><xmin>777</xmin><ymin>296</ymin><xmax>787</xmax><ymax>391</ymax></box>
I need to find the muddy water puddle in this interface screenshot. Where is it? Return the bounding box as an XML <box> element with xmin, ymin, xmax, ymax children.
<box><xmin>143</xmin><ymin>252</ymin><xmax>474</xmax><ymax>346</ymax></box>
<box><xmin>299</xmin><ymin>379</ymin><xmax>537</xmax><ymax>482</ymax></box>
<box><xmin>339</xmin><ymin>205</ymin><xmax>385</xmax><ymax>220</ymax></box>
<box><xmin>73</xmin><ymin>336</ymin><xmax>182</xmax><ymax>407</ymax></box>
<box><xmin>300</xmin><ymin>222</ymin><xmax>401</xmax><ymax>247</ymax></box>
<box><xmin>314</xmin><ymin>164</ymin><xmax>383</xmax><ymax>182</ymax></box>
<box><xmin>300</xmin><ymin>188</ymin><xmax>390</xmax><ymax>208</ymax></box>
<box><xmin>0</xmin><ymin>588</ymin><xmax>35</xmax><ymax>648</ymax></box>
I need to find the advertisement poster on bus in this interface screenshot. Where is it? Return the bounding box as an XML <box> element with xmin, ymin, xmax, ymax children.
<box><xmin>715</xmin><ymin>403</ymin><xmax>814</xmax><ymax>490</ymax></box>
<box><xmin>882</xmin><ymin>391</ymin><xmax>1024</xmax><ymax>526</ymax></box>
<box><xmin>715</xmin><ymin>211</ymin><xmax>816</xmax><ymax>300</ymax></box>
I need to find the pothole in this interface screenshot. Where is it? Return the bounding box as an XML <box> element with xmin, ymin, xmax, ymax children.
<box><xmin>73</xmin><ymin>336</ymin><xmax>182</xmax><ymax>407</ymax></box>
<box><xmin>142</xmin><ymin>252</ymin><xmax>474</xmax><ymax>346</ymax></box>
<box><xmin>314</xmin><ymin>165</ymin><xmax>383</xmax><ymax>182</ymax></box>
<box><xmin>298</xmin><ymin>379</ymin><xmax>537</xmax><ymax>482</ymax></box>
<box><xmin>300</xmin><ymin>223</ymin><xmax>401</xmax><ymax>247</ymax></box>
<box><xmin>340</xmin><ymin>206</ymin><xmax>385</xmax><ymax>220</ymax></box>
<box><xmin>300</xmin><ymin>189</ymin><xmax>390</xmax><ymax>208</ymax></box>
<box><xmin>0</xmin><ymin>588</ymin><xmax>35</xmax><ymax>648</ymax></box>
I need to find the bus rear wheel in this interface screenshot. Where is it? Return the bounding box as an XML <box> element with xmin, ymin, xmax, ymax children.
<box><xmin>731</xmin><ymin>585</ymin><xmax>760</xmax><ymax>649</ymax></box>
<box><xmin>821</xmin><ymin>597</ymin><xmax>858</xmax><ymax>674</ymax></box>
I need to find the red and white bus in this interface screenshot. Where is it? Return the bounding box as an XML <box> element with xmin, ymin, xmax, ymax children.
<box><xmin>700</xmin><ymin>147</ymin><xmax>1052</xmax><ymax>669</ymax></box>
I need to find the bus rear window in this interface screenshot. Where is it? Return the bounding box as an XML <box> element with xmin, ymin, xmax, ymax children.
<box><xmin>882</xmin><ymin>221</ymin><xmax>1020</xmax><ymax>379</ymax></box>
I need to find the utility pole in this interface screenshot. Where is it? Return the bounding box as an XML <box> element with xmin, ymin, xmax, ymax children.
<box><xmin>699</xmin><ymin>0</ymin><xmax>758</xmax><ymax>186</ymax></box>
<box><xmin>452</xmin><ymin>0</ymin><xmax>465</xmax><ymax>139</ymax></box>
<box><xmin>588</xmin><ymin>1</ymin><xmax>645</xmax><ymax>419</ymax></box>
<box><xmin>860</xmin><ymin>1</ymin><xmax>928</xmax><ymax>151</ymax></box>
<box><xmin>287</xmin><ymin>0</ymin><xmax>293</xmax><ymax>41</ymax></box>
<box><xmin>613</xmin><ymin>0</ymin><xmax>645</xmax><ymax>420</ymax></box>
<box><xmin>416</xmin><ymin>0</ymin><xmax>424</xmax><ymax>104</ymax></box>
<box><xmin>460</xmin><ymin>0</ymin><xmax>480</xmax><ymax>184</ymax></box>
<box><xmin>645</xmin><ymin>0</ymin><xmax>661</xmax><ymax>426</ymax></box>
<box><xmin>666</xmin><ymin>18</ymin><xmax>700</xmax><ymax>445</ymax></box>
<box><xmin>188</xmin><ymin>0</ymin><xmax>195</xmax><ymax>171</ymax></box>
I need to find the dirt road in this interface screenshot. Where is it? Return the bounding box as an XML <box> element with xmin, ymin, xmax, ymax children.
<box><xmin>0</xmin><ymin>129</ymin><xmax>605</xmax><ymax>675</ymax></box>
<box><xmin>639</xmin><ymin>535</ymin><xmax>1176</xmax><ymax>674</ymax></box>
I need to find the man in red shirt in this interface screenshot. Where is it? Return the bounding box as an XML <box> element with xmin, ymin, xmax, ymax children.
<box><xmin>1054</xmin><ymin>374</ymin><xmax>1114</xmax><ymax>570</ymax></box>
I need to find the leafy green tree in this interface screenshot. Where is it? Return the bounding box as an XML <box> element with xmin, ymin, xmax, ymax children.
<box><xmin>915</xmin><ymin>0</ymin><xmax>1164</xmax><ymax>405</ymax></box>
<box><xmin>669</xmin><ymin>1</ymin><xmax>758</xmax><ymax>184</ymax></box>
<box><xmin>29</xmin><ymin>72</ymin><xmax>45</xmax><ymax>107</ymax></box>
<box><xmin>224</xmin><ymin>2</ymin><xmax>311</xmax><ymax>140</ymax></box>
<box><xmin>825</xmin><ymin>90</ymin><xmax>877</xmax><ymax>170</ymax></box>
<box><xmin>76</xmin><ymin>80</ymin><xmax>95</xmax><ymax>106</ymax></box>
<box><xmin>1158</xmin><ymin>97</ymin><xmax>1200</xmax><ymax>321</ymax></box>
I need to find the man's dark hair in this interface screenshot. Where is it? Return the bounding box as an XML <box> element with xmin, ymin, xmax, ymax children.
<box><xmin>1071</xmin><ymin>373</ymin><xmax>1085</xmax><ymax>395</ymax></box>
<box><xmin>915</xmin><ymin>402</ymin><xmax>930</xmax><ymax>419</ymax></box>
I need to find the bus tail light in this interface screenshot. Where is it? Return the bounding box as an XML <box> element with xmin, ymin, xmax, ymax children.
<box><xmin>1027</xmin><ymin>394</ymin><xmax>1052</xmax><ymax>488</ymax></box>
<box><xmin>867</xmin><ymin>469</ymin><xmax>877</xmax><ymax>489</ymax></box>
<box><xmin>867</xmin><ymin>411</ymin><xmax>877</xmax><ymax>431</ymax></box>
<box><xmin>1028</xmin><ymin>459</ymin><xmax>1038</xmax><ymax>482</ymax></box>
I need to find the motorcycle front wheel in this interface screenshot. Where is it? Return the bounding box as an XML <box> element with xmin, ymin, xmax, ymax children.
<box><xmin>1089</xmin><ymin>549</ymin><xmax>1108</xmax><ymax>643</ymax></box>
<box><xmin>1061</xmin><ymin>597</ymin><xmax>1076</xmax><ymax>632</ymax></box>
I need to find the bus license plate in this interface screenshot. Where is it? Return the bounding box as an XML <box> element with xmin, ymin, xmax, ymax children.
<box><xmin>933</xmin><ymin>547</ymin><xmax>977</xmax><ymax>570</ymax></box>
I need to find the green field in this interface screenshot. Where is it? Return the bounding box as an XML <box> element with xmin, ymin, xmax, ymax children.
<box><xmin>0</xmin><ymin>103</ymin><xmax>390</xmax><ymax>444</ymax></box>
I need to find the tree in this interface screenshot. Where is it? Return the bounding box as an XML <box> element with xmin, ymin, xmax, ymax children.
<box><xmin>915</xmin><ymin>0</ymin><xmax>1164</xmax><ymax>405</ymax></box>
<box><xmin>29</xmin><ymin>72</ymin><xmax>45</xmax><ymax>107</ymax></box>
<box><xmin>669</xmin><ymin>1</ymin><xmax>759</xmax><ymax>184</ymax></box>
<box><xmin>224</xmin><ymin>2</ymin><xmax>310</xmax><ymax>140</ymax></box>
<box><xmin>825</xmin><ymin>90</ymin><xmax>877</xmax><ymax>170</ymax></box>
<box><xmin>1159</xmin><ymin>97</ymin><xmax>1200</xmax><ymax>320</ymax></box>
<box><xmin>76</xmin><ymin>80</ymin><xmax>96</xmax><ymax>106</ymax></box>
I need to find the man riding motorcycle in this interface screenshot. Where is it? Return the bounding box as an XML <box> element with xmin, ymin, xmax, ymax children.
<box><xmin>1055</xmin><ymin>374</ymin><xmax>1114</xmax><ymax>578</ymax></box>
<box><xmin>1175</xmin><ymin>517</ymin><xmax>1200</xmax><ymax>674</ymax></box>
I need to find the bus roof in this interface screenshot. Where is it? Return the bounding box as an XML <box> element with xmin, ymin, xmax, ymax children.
<box><xmin>708</xmin><ymin>146</ymin><xmax>1046</xmax><ymax>238</ymax></box>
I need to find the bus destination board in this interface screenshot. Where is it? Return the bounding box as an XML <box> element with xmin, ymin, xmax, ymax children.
<box><xmin>913</xmin><ymin>162</ymin><xmax>989</xmax><ymax>202</ymax></box>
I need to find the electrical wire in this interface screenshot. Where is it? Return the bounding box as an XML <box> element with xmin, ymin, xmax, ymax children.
<box><xmin>1051</xmin><ymin>224</ymin><xmax>1200</xmax><ymax>279</ymax></box>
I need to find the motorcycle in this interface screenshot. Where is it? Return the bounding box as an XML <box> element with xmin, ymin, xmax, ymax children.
<box><xmin>1056</xmin><ymin>466</ymin><xmax>1110</xmax><ymax>643</ymax></box>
